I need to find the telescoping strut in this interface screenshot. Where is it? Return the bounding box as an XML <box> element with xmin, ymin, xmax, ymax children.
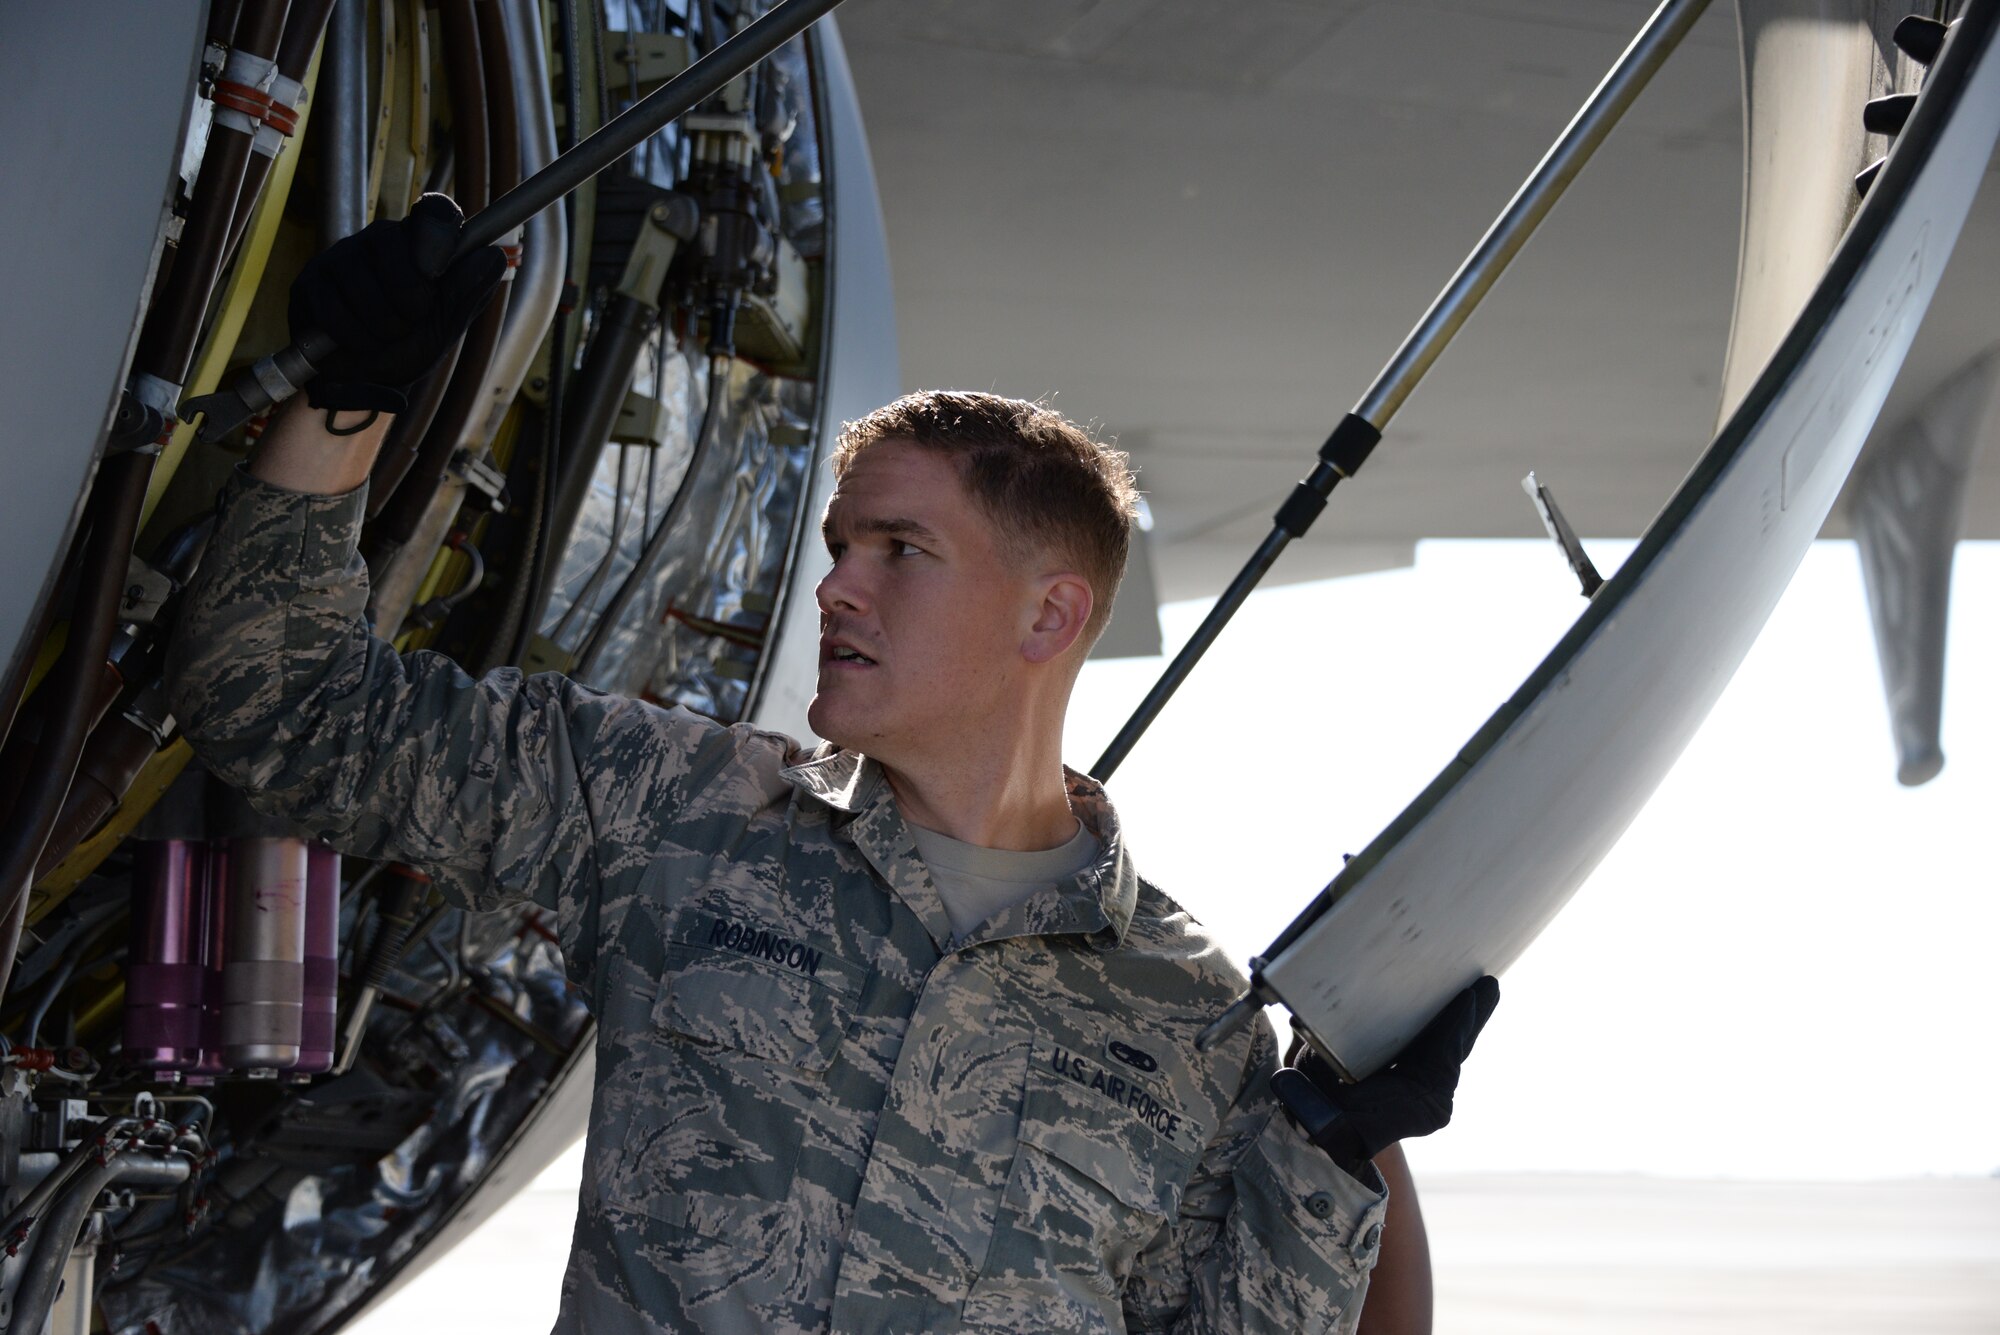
<box><xmin>1089</xmin><ymin>0</ymin><xmax>1716</xmax><ymax>783</ymax></box>
<box><xmin>181</xmin><ymin>0</ymin><xmax>847</xmax><ymax>440</ymax></box>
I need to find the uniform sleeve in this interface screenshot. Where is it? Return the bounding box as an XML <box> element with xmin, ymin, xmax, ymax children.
<box><xmin>163</xmin><ymin>467</ymin><xmax>731</xmax><ymax>1004</ymax></box>
<box><xmin>1123</xmin><ymin>1019</ymin><xmax>1390</xmax><ymax>1335</ymax></box>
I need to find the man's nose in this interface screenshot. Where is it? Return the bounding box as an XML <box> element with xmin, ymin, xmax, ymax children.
<box><xmin>816</xmin><ymin>559</ymin><xmax>867</xmax><ymax>616</ymax></box>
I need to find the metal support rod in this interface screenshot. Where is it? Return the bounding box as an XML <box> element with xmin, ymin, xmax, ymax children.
<box><xmin>320</xmin><ymin>0</ymin><xmax>370</xmax><ymax>245</ymax></box>
<box><xmin>182</xmin><ymin>0</ymin><xmax>845</xmax><ymax>439</ymax></box>
<box><xmin>1090</xmin><ymin>0</ymin><xmax>1712</xmax><ymax>782</ymax></box>
<box><xmin>1356</xmin><ymin>0</ymin><xmax>1714</xmax><ymax>424</ymax></box>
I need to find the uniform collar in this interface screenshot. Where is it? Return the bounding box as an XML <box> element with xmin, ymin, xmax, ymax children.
<box><xmin>780</xmin><ymin>748</ymin><xmax>1139</xmax><ymax>951</ymax></box>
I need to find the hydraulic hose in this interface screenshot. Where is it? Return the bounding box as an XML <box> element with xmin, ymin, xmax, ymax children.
<box><xmin>365</xmin><ymin>0</ymin><xmax>492</xmax><ymax>517</ymax></box>
<box><xmin>362</xmin><ymin>0</ymin><xmax>521</xmax><ymax>627</ymax></box>
<box><xmin>224</xmin><ymin>0</ymin><xmax>339</xmax><ymax>262</ymax></box>
<box><xmin>0</xmin><ymin>1119</ymin><xmax>138</xmax><ymax>1254</ymax></box>
<box><xmin>320</xmin><ymin>0</ymin><xmax>373</xmax><ymax>246</ymax></box>
<box><xmin>0</xmin><ymin>455</ymin><xmax>152</xmax><ymax>936</ymax></box>
<box><xmin>11</xmin><ymin>1150</ymin><xmax>193</xmax><ymax>1335</ymax></box>
<box><xmin>133</xmin><ymin>0</ymin><xmax>292</xmax><ymax>391</ymax></box>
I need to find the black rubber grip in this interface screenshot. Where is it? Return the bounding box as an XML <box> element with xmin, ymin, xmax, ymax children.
<box><xmin>1273</xmin><ymin>483</ymin><xmax>1330</xmax><ymax>539</ymax></box>
<box><xmin>1318</xmin><ymin>413</ymin><xmax>1383</xmax><ymax>478</ymax></box>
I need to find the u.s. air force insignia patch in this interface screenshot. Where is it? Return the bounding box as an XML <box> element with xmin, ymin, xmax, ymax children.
<box><xmin>1048</xmin><ymin>1042</ymin><xmax>1190</xmax><ymax>1147</ymax></box>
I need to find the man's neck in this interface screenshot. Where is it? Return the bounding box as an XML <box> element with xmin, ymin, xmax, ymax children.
<box><xmin>879</xmin><ymin>734</ymin><xmax>1076</xmax><ymax>852</ymax></box>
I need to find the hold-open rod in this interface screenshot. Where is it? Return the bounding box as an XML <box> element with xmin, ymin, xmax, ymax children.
<box><xmin>1091</xmin><ymin>0</ymin><xmax>1713</xmax><ymax>782</ymax></box>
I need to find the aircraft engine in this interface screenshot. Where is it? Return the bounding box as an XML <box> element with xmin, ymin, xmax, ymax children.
<box><xmin>0</xmin><ymin>2</ymin><xmax>894</xmax><ymax>1331</ymax></box>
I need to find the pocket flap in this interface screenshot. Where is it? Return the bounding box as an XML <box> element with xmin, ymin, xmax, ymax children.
<box><xmin>1017</xmin><ymin>1054</ymin><xmax>1197</xmax><ymax>1218</ymax></box>
<box><xmin>659</xmin><ymin>951</ymin><xmax>856</xmax><ymax>1074</ymax></box>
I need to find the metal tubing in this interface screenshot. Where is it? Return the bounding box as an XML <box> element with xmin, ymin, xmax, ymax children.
<box><xmin>12</xmin><ymin>1158</ymin><xmax>119</xmax><ymax>1335</ymax></box>
<box><xmin>475</xmin><ymin>0</ymin><xmax>568</xmax><ymax>447</ymax></box>
<box><xmin>11</xmin><ymin>1151</ymin><xmax>193</xmax><ymax>1335</ymax></box>
<box><xmin>460</xmin><ymin>0</ymin><xmax>842</xmax><ymax>256</ymax></box>
<box><xmin>492</xmin><ymin>0</ymin><xmax>587</xmax><ymax>671</ymax></box>
<box><xmin>1091</xmin><ymin>528</ymin><xmax>1290</xmax><ymax>778</ymax></box>
<box><xmin>321</xmin><ymin>0</ymin><xmax>371</xmax><ymax>244</ymax></box>
<box><xmin>1091</xmin><ymin>0</ymin><xmax>1711</xmax><ymax>781</ymax></box>
<box><xmin>0</xmin><ymin>1120</ymin><xmax>134</xmax><ymax>1247</ymax></box>
<box><xmin>1355</xmin><ymin>0</ymin><xmax>1713</xmax><ymax>427</ymax></box>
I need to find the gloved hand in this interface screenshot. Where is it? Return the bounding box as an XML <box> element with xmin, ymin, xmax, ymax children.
<box><xmin>287</xmin><ymin>193</ymin><xmax>507</xmax><ymax>414</ymax></box>
<box><xmin>1272</xmin><ymin>975</ymin><xmax>1500</xmax><ymax>1177</ymax></box>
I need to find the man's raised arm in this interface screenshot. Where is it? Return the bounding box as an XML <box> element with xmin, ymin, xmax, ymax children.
<box><xmin>163</xmin><ymin>195</ymin><xmax>701</xmax><ymax>1002</ymax></box>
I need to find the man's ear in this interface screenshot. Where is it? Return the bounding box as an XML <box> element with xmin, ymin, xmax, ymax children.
<box><xmin>1023</xmin><ymin>573</ymin><xmax>1093</xmax><ymax>664</ymax></box>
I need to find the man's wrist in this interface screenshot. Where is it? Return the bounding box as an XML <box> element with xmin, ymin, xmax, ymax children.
<box><xmin>248</xmin><ymin>396</ymin><xmax>395</xmax><ymax>496</ymax></box>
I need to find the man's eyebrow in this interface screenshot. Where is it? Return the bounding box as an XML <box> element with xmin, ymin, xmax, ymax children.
<box><xmin>822</xmin><ymin>514</ymin><xmax>944</xmax><ymax>545</ymax></box>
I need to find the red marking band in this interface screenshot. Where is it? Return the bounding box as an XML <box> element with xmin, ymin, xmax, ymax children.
<box><xmin>211</xmin><ymin>80</ymin><xmax>273</xmax><ymax>123</ymax></box>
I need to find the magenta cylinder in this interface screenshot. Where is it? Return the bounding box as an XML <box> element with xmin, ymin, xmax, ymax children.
<box><xmin>123</xmin><ymin>840</ymin><xmax>208</xmax><ymax>1073</ymax></box>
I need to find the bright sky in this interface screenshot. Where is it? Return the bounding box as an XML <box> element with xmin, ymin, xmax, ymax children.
<box><xmin>1066</xmin><ymin>538</ymin><xmax>2000</xmax><ymax>1182</ymax></box>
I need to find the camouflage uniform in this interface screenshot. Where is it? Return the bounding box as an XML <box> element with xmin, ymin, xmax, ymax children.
<box><xmin>165</xmin><ymin>470</ymin><xmax>1390</xmax><ymax>1334</ymax></box>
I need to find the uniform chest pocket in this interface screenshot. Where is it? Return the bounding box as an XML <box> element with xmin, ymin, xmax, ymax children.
<box><xmin>601</xmin><ymin>918</ymin><xmax>864</xmax><ymax>1244</ymax></box>
<box><xmin>964</xmin><ymin>1056</ymin><xmax>1199</xmax><ymax>1328</ymax></box>
<box><xmin>655</xmin><ymin>943</ymin><xmax>853</xmax><ymax>1071</ymax></box>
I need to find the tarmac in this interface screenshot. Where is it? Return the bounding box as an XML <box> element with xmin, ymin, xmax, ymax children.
<box><xmin>350</xmin><ymin>1171</ymin><xmax>2000</xmax><ymax>1332</ymax></box>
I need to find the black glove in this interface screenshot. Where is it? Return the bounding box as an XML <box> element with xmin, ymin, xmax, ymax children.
<box><xmin>1272</xmin><ymin>975</ymin><xmax>1500</xmax><ymax>1176</ymax></box>
<box><xmin>287</xmin><ymin>193</ymin><xmax>507</xmax><ymax>414</ymax></box>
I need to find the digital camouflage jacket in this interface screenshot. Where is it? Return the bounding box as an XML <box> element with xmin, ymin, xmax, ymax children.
<box><xmin>164</xmin><ymin>470</ymin><xmax>1389</xmax><ymax>1334</ymax></box>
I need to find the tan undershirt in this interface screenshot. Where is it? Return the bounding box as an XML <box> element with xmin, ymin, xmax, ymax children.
<box><xmin>910</xmin><ymin>819</ymin><xmax>1102</xmax><ymax>940</ymax></box>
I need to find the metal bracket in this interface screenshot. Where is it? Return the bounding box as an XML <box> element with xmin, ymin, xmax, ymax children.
<box><xmin>449</xmin><ymin>449</ymin><xmax>509</xmax><ymax>512</ymax></box>
<box><xmin>602</xmin><ymin>31</ymin><xmax>692</xmax><ymax>100</ymax></box>
<box><xmin>612</xmin><ymin>389</ymin><xmax>671</xmax><ymax>448</ymax></box>
<box><xmin>615</xmin><ymin>194</ymin><xmax>699</xmax><ymax>305</ymax></box>
<box><xmin>118</xmin><ymin>557</ymin><xmax>178</xmax><ymax>627</ymax></box>
<box><xmin>1522</xmin><ymin>471</ymin><xmax>1604</xmax><ymax>597</ymax></box>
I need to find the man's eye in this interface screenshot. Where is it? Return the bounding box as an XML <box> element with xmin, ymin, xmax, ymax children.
<box><xmin>891</xmin><ymin>539</ymin><xmax>923</xmax><ymax>557</ymax></box>
<box><xmin>826</xmin><ymin>540</ymin><xmax>845</xmax><ymax>559</ymax></box>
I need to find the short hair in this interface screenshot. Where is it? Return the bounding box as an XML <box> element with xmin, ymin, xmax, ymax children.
<box><xmin>832</xmin><ymin>391</ymin><xmax>1140</xmax><ymax>644</ymax></box>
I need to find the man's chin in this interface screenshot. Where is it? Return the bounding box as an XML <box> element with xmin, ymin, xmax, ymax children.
<box><xmin>806</xmin><ymin>695</ymin><xmax>864</xmax><ymax>751</ymax></box>
<box><xmin>811</xmin><ymin>693</ymin><xmax>910</xmax><ymax>759</ymax></box>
